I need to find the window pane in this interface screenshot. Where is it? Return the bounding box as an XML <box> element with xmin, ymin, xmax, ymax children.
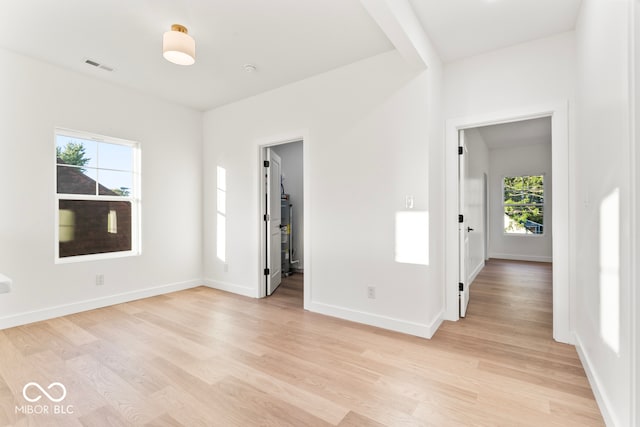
<box><xmin>56</xmin><ymin>136</ymin><xmax>97</xmax><ymax>168</ymax></box>
<box><xmin>98</xmin><ymin>170</ymin><xmax>133</xmax><ymax>196</ymax></box>
<box><xmin>98</xmin><ymin>142</ymin><xmax>133</xmax><ymax>171</ymax></box>
<box><xmin>504</xmin><ymin>175</ymin><xmax>544</xmax><ymax>205</ymax></box>
<box><xmin>504</xmin><ymin>205</ymin><xmax>544</xmax><ymax>235</ymax></box>
<box><xmin>58</xmin><ymin>200</ymin><xmax>132</xmax><ymax>258</ymax></box>
<box><xmin>57</xmin><ymin>165</ymin><xmax>98</xmax><ymax>195</ymax></box>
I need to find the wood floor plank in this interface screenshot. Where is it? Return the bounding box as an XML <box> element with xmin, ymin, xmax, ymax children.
<box><xmin>77</xmin><ymin>406</ymin><xmax>129</xmax><ymax>427</ymax></box>
<box><xmin>143</xmin><ymin>413</ymin><xmax>184</xmax><ymax>427</ymax></box>
<box><xmin>208</xmin><ymin>353</ymin><xmax>350</xmax><ymax>425</ymax></box>
<box><xmin>25</xmin><ymin>350</ymin><xmax>108</xmax><ymax>418</ymax></box>
<box><xmin>65</xmin><ymin>354</ymin><xmax>164</xmax><ymax>425</ymax></box>
<box><xmin>79</xmin><ymin>339</ymin><xmax>170</xmax><ymax>395</ymax></box>
<box><xmin>46</xmin><ymin>317</ymin><xmax>99</xmax><ymax>347</ymax></box>
<box><xmin>150</xmin><ymin>385</ymin><xmax>235</xmax><ymax>427</ymax></box>
<box><xmin>338</xmin><ymin>411</ymin><xmax>387</xmax><ymax>427</ymax></box>
<box><xmin>213</xmin><ymin>376</ymin><xmax>334</xmax><ymax>427</ymax></box>
<box><xmin>0</xmin><ymin>263</ymin><xmax>604</xmax><ymax>426</ymax></box>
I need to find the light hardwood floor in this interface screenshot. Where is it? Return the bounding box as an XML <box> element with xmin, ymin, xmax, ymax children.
<box><xmin>0</xmin><ymin>261</ymin><xmax>603</xmax><ymax>426</ymax></box>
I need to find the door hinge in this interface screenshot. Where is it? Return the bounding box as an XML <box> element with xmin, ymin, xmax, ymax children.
<box><xmin>264</xmin><ymin>160</ymin><xmax>270</xmax><ymax>167</ymax></box>
<box><xmin>264</xmin><ymin>268</ymin><xmax>270</xmax><ymax>276</ymax></box>
<box><xmin>263</xmin><ymin>214</ymin><xmax>268</xmax><ymax>221</ymax></box>
<box><xmin>459</xmin><ymin>282</ymin><xmax>464</xmax><ymax>291</ymax></box>
<box><xmin>458</xmin><ymin>146</ymin><xmax>463</xmax><ymax>155</ymax></box>
<box><xmin>458</xmin><ymin>214</ymin><xmax>464</xmax><ymax>223</ymax></box>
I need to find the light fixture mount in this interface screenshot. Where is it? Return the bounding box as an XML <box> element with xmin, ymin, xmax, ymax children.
<box><xmin>163</xmin><ymin>23</ymin><xmax>196</xmax><ymax>66</ymax></box>
<box><xmin>171</xmin><ymin>24</ymin><xmax>188</xmax><ymax>34</ymax></box>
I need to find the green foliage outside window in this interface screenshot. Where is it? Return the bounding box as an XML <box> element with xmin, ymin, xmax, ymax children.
<box><xmin>503</xmin><ymin>175</ymin><xmax>544</xmax><ymax>234</ymax></box>
<box><xmin>56</xmin><ymin>142</ymin><xmax>91</xmax><ymax>170</ymax></box>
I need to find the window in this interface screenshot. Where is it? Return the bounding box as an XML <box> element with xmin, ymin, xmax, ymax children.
<box><xmin>55</xmin><ymin>128</ymin><xmax>140</xmax><ymax>261</ymax></box>
<box><xmin>503</xmin><ymin>175</ymin><xmax>544</xmax><ymax>235</ymax></box>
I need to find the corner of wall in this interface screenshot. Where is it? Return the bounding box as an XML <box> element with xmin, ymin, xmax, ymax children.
<box><xmin>203</xmin><ymin>279</ymin><xmax>260</xmax><ymax>299</ymax></box>
<box><xmin>307</xmin><ymin>300</ymin><xmax>444</xmax><ymax>339</ymax></box>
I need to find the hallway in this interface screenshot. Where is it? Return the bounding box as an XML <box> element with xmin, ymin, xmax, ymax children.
<box><xmin>435</xmin><ymin>259</ymin><xmax>602</xmax><ymax>425</ymax></box>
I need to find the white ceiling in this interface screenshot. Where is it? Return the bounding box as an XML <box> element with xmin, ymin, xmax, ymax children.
<box><xmin>0</xmin><ymin>0</ymin><xmax>393</xmax><ymax>111</ymax></box>
<box><xmin>0</xmin><ymin>0</ymin><xmax>583</xmax><ymax>111</ymax></box>
<box><xmin>409</xmin><ymin>0</ymin><xmax>583</xmax><ymax>62</ymax></box>
<box><xmin>476</xmin><ymin>117</ymin><xmax>551</xmax><ymax>149</ymax></box>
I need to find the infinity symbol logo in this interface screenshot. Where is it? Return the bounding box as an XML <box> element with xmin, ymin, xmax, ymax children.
<box><xmin>22</xmin><ymin>382</ymin><xmax>67</xmax><ymax>403</ymax></box>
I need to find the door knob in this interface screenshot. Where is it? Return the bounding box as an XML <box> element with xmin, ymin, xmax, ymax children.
<box><xmin>467</xmin><ymin>227</ymin><xmax>474</xmax><ymax>232</ymax></box>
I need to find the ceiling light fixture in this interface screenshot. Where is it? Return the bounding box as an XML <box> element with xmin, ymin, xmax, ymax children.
<box><xmin>163</xmin><ymin>24</ymin><xmax>195</xmax><ymax>66</ymax></box>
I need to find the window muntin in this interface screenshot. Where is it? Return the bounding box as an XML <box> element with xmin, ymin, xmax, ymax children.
<box><xmin>55</xmin><ymin>128</ymin><xmax>140</xmax><ymax>261</ymax></box>
<box><xmin>503</xmin><ymin>175</ymin><xmax>544</xmax><ymax>235</ymax></box>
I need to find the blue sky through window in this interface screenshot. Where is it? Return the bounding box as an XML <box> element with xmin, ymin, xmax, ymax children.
<box><xmin>56</xmin><ymin>135</ymin><xmax>134</xmax><ymax>194</ymax></box>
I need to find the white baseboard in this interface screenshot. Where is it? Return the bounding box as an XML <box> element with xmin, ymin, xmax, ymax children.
<box><xmin>574</xmin><ymin>333</ymin><xmax>617</xmax><ymax>427</ymax></box>
<box><xmin>308</xmin><ymin>301</ymin><xmax>444</xmax><ymax>339</ymax></box>
<box><xmin>489</xmin><ymin>253</ymin><xmax>553</xmax><ymax>263</ymax></box>
<box><xmin>469</xmin><ymin>261</ymin><xmax>485</xmax><ymax>285</ymax></box>
<box><xmin>203</xmin><ymin>279</ymin><xmax>259</xmax><ymax>298</ymax></box>
<box><xmin>0</xmin><ymin>279</ymin><xmax>201</xmax><ymax>330</ymax></box>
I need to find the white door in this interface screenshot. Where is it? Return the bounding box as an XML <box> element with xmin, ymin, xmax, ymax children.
<box><xmin>266</xmin><ymin>149</ymin><xmax>282</xmax><ymax>295</ymax></box>
<box><xmin>459</xmin><ymin>130</ymin><xmax>471</xmax><ymax>317</ymax></box>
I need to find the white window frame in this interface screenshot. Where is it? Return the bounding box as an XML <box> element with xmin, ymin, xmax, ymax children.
<box><xmin>502</xmin><ymin>173</ymin><xmax>545</xmax><ymax>237</ymax></box>
<box><xmin>54</xmin><ymin>127</ymin><xmax>142</xmax><ymax>263</ymax></box>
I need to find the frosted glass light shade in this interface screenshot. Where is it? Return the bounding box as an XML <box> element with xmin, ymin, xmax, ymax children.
<box><xmin>163</xmin><ymin>24</ymin><xmax>195</xmax><ymax>66</ymax></box>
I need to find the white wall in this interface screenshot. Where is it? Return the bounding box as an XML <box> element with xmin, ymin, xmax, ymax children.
<box><xmin>574</xmin><ymin>1</ymin><xmax>635</xmax><ymax>426</ymax></box>
<box><xmin>464</xmin><ymin>128</ymin><xmax>489</xmax><ymax>281</ymax></box>
<box><xmin>635</xmin><ymin>3</ymin><xmax>640</xmax><ymax>423</ymax></box>
<box><xmin>0</xmin><ymin>48</ymin><xmax>203</xmax><ymax>328</ymax></box>
<box><xmin>444</xmin><ymin>32</ymin><xmax>576</xmax><ymax>119</ymax></box>
<box><xmin>488</xmin><ymin>143</ymin><xmax>552</xmax><ymax>262</ymax></box>
<box><xmin>203</xmin><ymin>49</ymin><xmax>445</xmax><ymax>338</ymax></box>
<box><xmin>272</xmin><ymin>141</ymin><xmax>304</xmax><ymax>270</ymax></box>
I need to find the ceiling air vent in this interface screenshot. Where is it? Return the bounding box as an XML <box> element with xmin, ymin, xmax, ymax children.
<box><xmin>84</xmin><ymin>59</ymin><xmax>114</xmax><ymax>72</ymax></box>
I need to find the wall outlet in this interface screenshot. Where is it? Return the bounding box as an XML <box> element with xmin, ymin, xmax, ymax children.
<box><xmin>367</xmin><ymin>285</ymin><xmax>376</xmax><ymax>299</ymax></box>
<box><xmin>96</xmin><ymin>274</ymin><xmax>104</xmax><ymax>286</ymax></box>
<box><xmin>224</xmin><ymin>264</ymin><xmax>229</xmax><ymax>273</ymax></box>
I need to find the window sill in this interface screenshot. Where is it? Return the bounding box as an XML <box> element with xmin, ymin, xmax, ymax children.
<box><xmin>55</xmin><ymin>250</ymin><xmax>140</xmax><ymax>264</ymax></box>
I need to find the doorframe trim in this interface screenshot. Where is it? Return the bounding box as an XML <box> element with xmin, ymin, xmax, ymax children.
<box><xmin>444</xmin><ymin>101</ymin><xmax>572</xmax><ymax>344</ymax></box>
<box><xmin>257</xmin><ymin>131</ymin><xmax>311</xmax><ymax>310</ymax></box>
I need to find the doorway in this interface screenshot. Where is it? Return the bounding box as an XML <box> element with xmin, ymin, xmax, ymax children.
<box><xmin>458</xmin><ymin>117</ymin><xmax>553</xmax><ymax>319</ymax></box>
<box><xmin>260</xmin><ymin>140</ymin><xmax>304</xmax><ymax>299</ymax></box>
<box><xmin>445</xmin><ymin>103</ymin><xmax>571</xmax><ymax>343</ymax></box>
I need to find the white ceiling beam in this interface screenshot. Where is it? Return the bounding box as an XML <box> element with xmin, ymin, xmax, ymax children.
<box><xmin>360</xmin><ymin>0</ymin><xmax>433</xmax><ymax>69</ymax></box>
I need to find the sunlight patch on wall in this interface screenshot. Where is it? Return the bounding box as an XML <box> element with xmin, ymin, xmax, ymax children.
<box><xmin>216</xmin><ymin>166</ymin><xmax>227</xmax><ymax>263</ymax></box>
<box><xmin>599</xmin><ymin>188</ymin><xmax>620</xmax><ymax>354</ymax></box>
<box><xmin>395</xmin><ymin>211</ymin><xmax>429</xmax><ymax>266</ymax></box>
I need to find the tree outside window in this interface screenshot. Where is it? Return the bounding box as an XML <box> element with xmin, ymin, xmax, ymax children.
<box><xmin>503</xmin><ymin>175</ymin><xmax>544</xmax><ymax>235</ymax></box>
<box><xmin>55</xmin><ymin>128</ymin><xmax>140</xmax><ymax>261</ymax></box>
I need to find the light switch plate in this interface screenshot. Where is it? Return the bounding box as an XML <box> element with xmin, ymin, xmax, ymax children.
<box><xmin>405</xmin><ymin>195</ymin><xmax>414</xmax><ymax>209</ymax></box>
